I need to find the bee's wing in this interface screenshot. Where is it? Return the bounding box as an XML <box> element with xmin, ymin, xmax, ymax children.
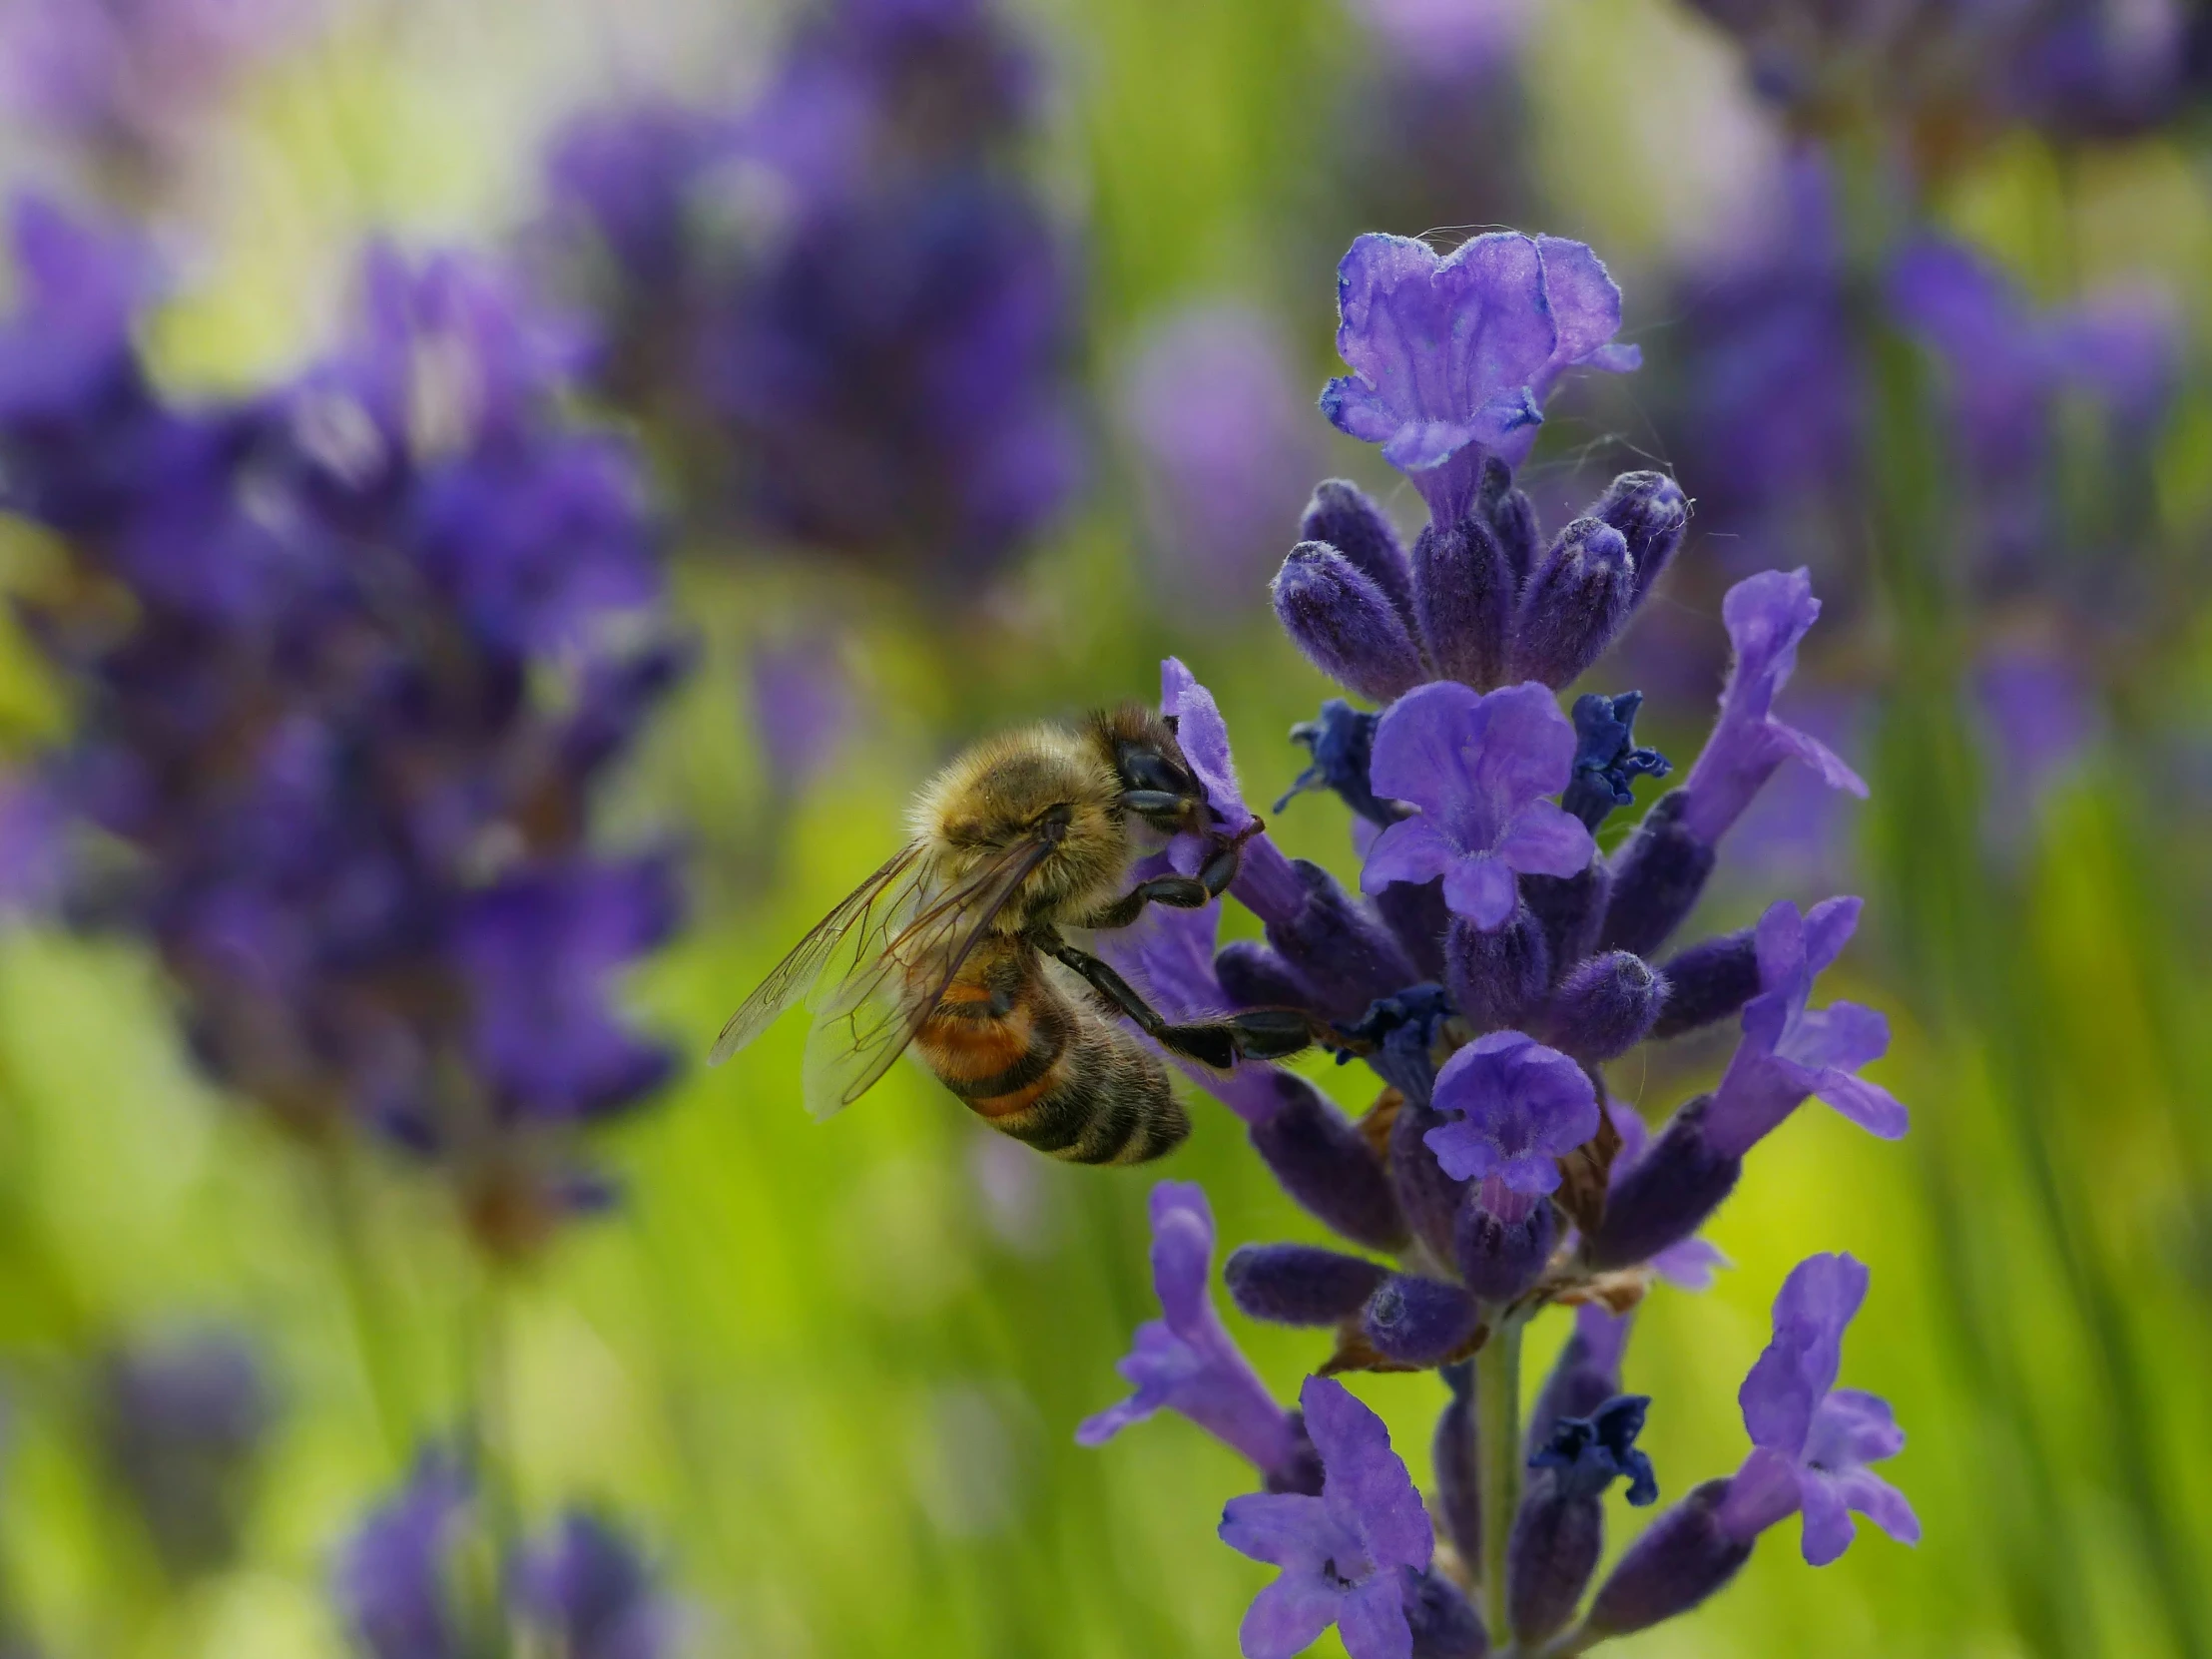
<box><xmin>707</xmin><ymin>841</ymin><xmax>927</xmax><ymax>1066</ymax></box>
<box><xmin>799</xmin><ymin>834</ymin><xmax>1057</xmax><ymax>1120</ymax></box>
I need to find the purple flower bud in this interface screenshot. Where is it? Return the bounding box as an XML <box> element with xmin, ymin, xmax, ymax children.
<box><xmin>1453</xmin><ymin>1181</ymin><xmax>1556</xmax><ymax>1302</ymax></box>
<box><xmin>512</xmin><ymin>1511</ymin><xmax>674</xmax><ymax>1659</ymax></box>
<box><xmin>1374</xmin><ymin>875</ymin><xmax>1451</xmax><ymax>982</ymax></box>
<box><xmin>1215</xmin><ymin>940</ymin><xmax>1321</xmax><ymax>1015</ymax></box>
<box><xmin>1265</xmin><ymin>859</ymin><xmax>1421</xmax><ymax>1024</ymax></box>
<box><xmin>1597</xmin><ymin>793</ymin><xmax>1716</xmax><ymax>959</ymax></box>
<box><xmin>1580</xmin><ymin>1478</ymin><xmax>1751</xmax><ymax>1638</ymax></box>
<box><xmin>1404</xmin><ymin>1566</ymin><xmax>1490</xmax><ymax>1658</ymax></box>
<box><xmin>1519</xmin><ymin>865</ymin><xmax>1609</xmax><ymax>982</ymax></box>
<box><xmin>1527</xmin><ymin>1305</ymin><xmax>1633</xmax><ymax>1450</ymax></box>
<box><xmin>1248</xmin><ymin>1072</ymin><xmax>1409</xmax><ymax>1252</ymax></box>
<box><xmin>1227</xmin><ymin>1244</ymin><xmax>1390</xmax><ymax>1326</ymax></box>
<box><xmin>1650</xmin><ymin>929</ymin><xmax>1759</xmax><ymax>1039</ymax></box>
<box><xmin>1589</xmin><ymin>471</ymin><xmax>1688</xmax><ymax>603</ymax></box>
<box><xmin>1273</xmin><ymin>543</ymin><xmax>1429</xmax><ymax>703</ymax></box>
<box><xmin>1301</xmin><ymin>478</ymin><xmax>1416</xmax><ymax>624</ymax></box>
<box><xmin>1364</xmin><ymin>1274</ymin><xmax>1480</xmax><ymax>1366</ymax></box>
<box><xmin>1409</xmin><ymin>513</ymin><xmax>1513</xmax><ymax>689</ymax></box>
<box><xmin>1445</xmin><ymin>909</ymin><xmax>1552</xmax><ymax>1034</ymax></box>
<box><xmin>1546</xmin><ymin>950</ymin><xmax>1666</xmax><ymax>1062</ymax></box>
<box><xmin>1476</xmin><ymin>456</ymin><xmax>1541</xmax><ymax>586</ymax></box>
<box><xmin>1508</xmin><ymin>517</ymin><xmax>1635</xmax><ymax>689</ymax></box>
<box><xmin>1510</xmin><ymin>1396</ymin><xmax>1658</xmax><ymax>1644</ymax></box>
<box><xmin>1432</xmin><ymin>1363</ymin><xmax>1482</xmax><ymax>1566</ymax></box>
<box><xmin>1391</xmin><ymin>1099</ymin><xmax>1471</xmax><ymax>1264</ymax></box>
<box><xmin>1586</xmin><ymin>1097</ymin><xmax>1742</xmax><ymax>1271</ymax></box>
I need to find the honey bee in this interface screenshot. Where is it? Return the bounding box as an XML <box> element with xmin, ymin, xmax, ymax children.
<box><xmin>709</xmin><ymin>704</ymin><xmax>1316</xmax><ymax>1163</ymax></box>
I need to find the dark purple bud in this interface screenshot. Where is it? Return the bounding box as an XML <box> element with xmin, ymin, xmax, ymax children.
<box><xmin>1301</xmin><ymin>479</ymin><xmax>1414</xmax><ymax>624</ymax></box>
<box><xmin>1508</xmin><ymin>517</ymin><xmax>1634</xmax><ymax>689</ymax></box>
<box><xmin>1650</xmin><ymin>929</ymin><xmax>1759</xmax><ymax>1039</ymax></box>
<box><xmin>1581</xmin><ymin>1478</ymin><xmax>1752</xmax><ymax>1638</ymax></box>
<box><xmin>1432</xmin><ymin>1363</ymin><xmax>1481</xmax><ymax>1566</ymax></box>
<box><xmin>1597</xmin><ymin>793</ymin><xmax>1715</xmax><ymax>959</ymax></box>
<box><xmin>1336</xmin><ymin>982</ymin><xmax>1453</xmax><ymax>1108</ymax></box>
<box><xmin>1520</xmin><ymin>864</ymin><xmax>1609</xmax><ymax>984</ymax></box>
<box><xmin>1587</xmin><ymin>1097</ymin><xmax>1741</xmax><ymax>1271</ymax></box>
<box><xmin>1511</xmin><ymin>1397</ymin><xmax>1659</xmax><ymax>1644</ymax></box>
<box><xmin>1454</xmin><ymin>1186</ymin><xmax>1556</xmax><ymax>1303</ymax></box>
<box><xmin>1476</xmin><ymin>456</ymin><xmax>1541</xmax><ymax>587</ymax></box>
<box><xmin>1403</xmin><ymin>1565</ymin><xmax>1490</xmax><ymax>1658</ymax></box>
<box><xmin>1445</xmin><ymin>908</ymin><xmax>1551</xmax><ymax>1035</ymax></box>
<box><xmin>1560</xmin><ymin>692</ymin><xmax>1670</xmax><ymax>833</ymax></box>
<box><xmin>1264</xmin><ymin>1408</ymin><xmax>1327</xmax><ymax>1496</ymax></box>
<box><xmin>1248</xmin><ymin>1071</ymin><xmax>1408</xmax><ymax>1252</ymax></box>
<box><xmin>1590</xmin><ymin>471</ymin><xmax>1688</xmax><ymax>604</ymax></box>
<box><xmin>1363</xmin><ymin>1274</ymin><xmax>1479</xmax><ymax>1367</ymax></box>
<box><xmin>1546</xmin><ymin>951</ymin><xmax>1665</xmax><ymax>1062</ymax></box>
<box><xmin>1215</xmin><ymin>939</ymin><xmax>1320</xmax><ymax>1015</ymax></box>
<box><xmin>1265</xmin><ymin>859</ymin><xmax>1421</xmax><ymax>1024</ymax></box>
<box><xmin>1390</xmin><ymin>1099</ymin><xmax>1470</xmax><ymax>1263</ymax></box>
<box><xmin>1409</xmin><ymin>514</ymin><xmax>1512</xmax><ymax>690</ymax></box>
<box><xmin>1374</xmin><ymin>874</ymin><xmax>1450</xmax><ymax>982</ymax></box>
<box><xmin>1277</xmin><ymin>699</ymin><xmax>1406</xmax><ymax>827</ymax></box>
<box><xmin>1273</xmin><ymin>543</ymin><xmax>1428</xmax><ymax>704</ymax></box>
<box><xmin>1527</xmin><ymin>1309</ymin><xmax>1630</xmax><ymax>1452</ymax></box>
<box><xmin>1225</xmin><ymin>1244</ymin><xmax>1389</xmax><ymax>1326</ymax></box>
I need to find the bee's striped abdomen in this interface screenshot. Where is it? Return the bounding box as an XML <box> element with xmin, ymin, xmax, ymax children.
<box><xmin>914</xmin><ymin>942</ymin><xmax>1188</xmax><ymax>1165</ymax></box>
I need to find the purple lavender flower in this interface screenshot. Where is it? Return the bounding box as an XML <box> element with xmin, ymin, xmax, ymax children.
<box><xmin>1608</xmin><ymin>1109</ymin><xmax>1729</xmax><ymax>1291</ymax></box>
<box><xmin>1078</xmin><ymin>1183</ymin><xmax>1303</xmax><ymax>1484</ymax></box>
<box><xmin>335</xmin><ymin>1454</ymin><xmax>469</xmax><ymax>1659</ymax></box>
<box><xmin>1218</xmin><ymin>1377</ymin><xmax>1434</xmax><ymax>1659</ymax></box>
<box><xmin>1321</xmin><ymin>231</ymin><xmax>1639</xmax><ymax>524</ymax></box>
<box><xmin>1119</xmin><ymin>303</ymin><xmax>1324</xmax><ymax>605</ymax></box>
<box><xmin>1705</xmin><ymin>898</ymin><xmax>1908</xmax><ymax>1156</ymax></box>
<box><xmin>1717</xmin><ymin>1254</ymin><xmax>1920</xmax><ymax>1565</ymax></box>
<box><xmin>1974</xmin><ymin>640</ymin><xmax>2094</xmax><ymax>825</ymax></box>
<box><xmin>1424</xmin><ymin>1029</ymin><xmax>1597</xmax><ymax>1193</ymax></box>
<box><xmin>0</xmin><ymin>202</ymin><xmax>687</xmax><ymax>1253</ymax></box>
<box><xmin>1676</xmin><ymin>570</ymin><xmax>1867</xmax><ymax>847</ymax></box>
<box><xmin>1350</xmin><ymin>0</ymin><xmax>1538</xmax><ymax>81</ymax></box>
<box><xmin>98</xmin><ymin>1331</ymin><xmax>275</xmax><ymax>1579</ymax></box>
<box><xmin>512</xmin><ymin>1512</ymin><xmax>674</xmax><ymax>1659</ymax></box>
<box><xmin>750</xmin><ymin>633</ymin><xmax>858</xmax><ymax>797</ymax></box>
<box><xmin>1362</xmin><ymin>682</ymin><xmax>1594</xmax><ymax>930</ymax></box>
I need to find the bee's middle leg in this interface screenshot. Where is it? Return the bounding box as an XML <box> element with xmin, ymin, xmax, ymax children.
<box><xmin>1043</xmin><ymin>939</ymin><xmax>1317</xmax><ymax>1069</ymax></box>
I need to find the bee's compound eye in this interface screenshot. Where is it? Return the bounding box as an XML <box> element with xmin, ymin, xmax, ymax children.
<box><xmin>1121</xmin><ymin>747</ymin><xmax>1192</xmax><ymax>799</ymax></box>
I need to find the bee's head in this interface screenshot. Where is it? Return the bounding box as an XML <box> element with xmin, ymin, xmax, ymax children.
<box><xmin>914</xmin><ymin>726</ymin><xmax>1129</xmax><ymax>921</ymax></box>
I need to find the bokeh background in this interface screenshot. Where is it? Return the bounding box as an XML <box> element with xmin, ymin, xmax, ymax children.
<box><xmin>0</xmin><ymin>0</ymin><xmax>2206</xmax><ymax>1654</ymax></box>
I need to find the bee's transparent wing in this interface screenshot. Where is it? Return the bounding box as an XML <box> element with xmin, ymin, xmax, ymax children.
<box><xmin>707</xmin><ymin>842</ymin><xmax>926</xmax><ymax>1066</ymax></box>
<box><xmin>799</xmin><ymin>835</ymin><xmax>1057</xmax><ymax>1120</ymax></box>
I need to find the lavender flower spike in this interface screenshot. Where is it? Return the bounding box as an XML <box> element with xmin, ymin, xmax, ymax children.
<box><xmin>1703</xmin><ymin>898</ymin><xmax>1908</xmax><ymax>1156</ymax></box>
<box><xmin>1424</xmin><ymin>1030</ymin><xmax>1598</xmax><ymax>1194</ymax></box>
<box><xmin>1718</xmin><ymin>1254</ymin><xmax>1920</xmax><ymax>1566</ymax></box>
<box><xmin>1677</xmin><ymin>570</ymin><xmax>1866</xmax><ymax>846</ymax></box>
<box><xmin>1362</xmin><ymin>682</ymin><xmax>1594</xmax><ymax>931</ymax></box>
<box><xmin>1079</xmin><ymin>1183</ymin><xmax>1301</xmax><ymax>1483</ymax></box>
<box><xmin>1321</xmin><ymin>232</ymin><xmax>1640</xmax><ymax>524</ymax></box>
<box><xmin>1220</xmin><ymin>1377</ymin><xmax>1435</xmax><ymax>1659</ymax></box>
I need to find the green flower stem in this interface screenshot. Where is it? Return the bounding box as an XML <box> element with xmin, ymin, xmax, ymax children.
<box><xmin>1475</xmin><ymin>1315</ymin><xmax>1523</xmax><ymax>1646</ymax></box>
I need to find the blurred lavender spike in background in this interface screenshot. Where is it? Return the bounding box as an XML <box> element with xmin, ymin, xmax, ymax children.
<box><xmin>98</xmin><ymin>1331</ymin><xmax>274</xmax><ymax>1580</ymax></box>
<box><xmin>512</xmin><ymin>1512</ymin><xmax>676</xmax><ymax>1659</ymax></box>
<box><xmin>1119</xmin><ymin>302</ymin><xmax>1323</xmax><ymax>606</ymax></box>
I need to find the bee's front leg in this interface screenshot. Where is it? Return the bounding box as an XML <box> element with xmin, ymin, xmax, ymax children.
<box><xmin>1193</xmin><ymin>815</ymin><xmax>1267</xmax><ymax>899</ymax></box>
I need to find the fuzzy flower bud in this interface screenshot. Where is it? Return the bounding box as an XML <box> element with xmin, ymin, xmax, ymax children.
<box><xmin>1509</xmin><ymin>517</ymin><xmax>1635</xmax><ymax>689</ymax></box>
<box><xmin>1273</xmin><ymin>543</ymin><xmax>1429</xmax><ymax>703</ymax></box>
<box><xmin>1227</xmin><ymin>1244</ymin><xmax>1390</xmax><ymax>1326</ymax></box>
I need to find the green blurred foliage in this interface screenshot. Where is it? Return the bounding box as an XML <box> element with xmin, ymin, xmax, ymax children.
<box><xmin>0</xmin><ymin>0</ymin><xmax>2209</xmax><ymax>1655</ymax></box>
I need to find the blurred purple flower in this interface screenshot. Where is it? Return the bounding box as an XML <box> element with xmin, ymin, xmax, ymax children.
<box><xmin>1705</xmin><ymin>897</ymin><xmax>1907</xmax><ymax>1155</ymax></box>
<box><xmin>1219</xmin><ymin>1377</ymin><xmax>1433</xmax><ymax>1659</ymax></box>
<box><xmin>1424</xmin><ymin>1028</ymin><xmax>1598</xmax><ymax>1194</ymax></box>
<box><xmin>1717</xmin><ymin>1254</ymin><xmax>1919</xmax><ymax>1564</ymax></box>
<box><xmin>1973</xmin><ymin>640</ymin><xmax>2094</xmax><ymax>824</ymax></box>
<box><xmin>1078</xmin><ymin>1182</ymin><xmax>1302</xmax><ymax>1482</ymax></box>
<box><xmin>336</xmin><ymin>1453</ymin><xmax>468</xmax><ymax>1659</ymax></box>
<box><xmin>1361</xmin><ymin>681</ymin><xmax>1593</xmax><ymax>930</ymax></box>
<box><xmin>99</xmin><ymin>1330</ymin><xmax>274</xmax><ymax>1579</ymax></box>
<box><xmin>749</xmin><ymin>634</ymin><xmax>856</xmax><ymax>796</ymax></box>
<box><xmin>1119</xmin><ymin>303</ymin><xmax>1322</xmax><ymax>606</ymax></box>
<box><xmin>1349</xmin><ymin>0</ymin><xmax>1538</xmax><ymax>81</ymax></box>
<box><xmin>513</xmin><ymin>1512</ymin><xmax>674</xmax><ymax>1659</ymax></box>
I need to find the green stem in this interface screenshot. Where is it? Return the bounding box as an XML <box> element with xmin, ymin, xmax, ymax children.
<box><xmin>312</xmin><ymin>1143</ymin><xmax>411</xmax><ymax>1463</ymax></box>
<box><xmin>1474</xmin><ymin>1317</ymin><xmax>1523</xmax><ymax>1645</ymax></box>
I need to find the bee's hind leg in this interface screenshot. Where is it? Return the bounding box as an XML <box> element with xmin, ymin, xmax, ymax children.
<box><xmin>1042</xmin><ymin>939</ymin><xmax>1318</xmax><ymax>1069</ymax></box>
